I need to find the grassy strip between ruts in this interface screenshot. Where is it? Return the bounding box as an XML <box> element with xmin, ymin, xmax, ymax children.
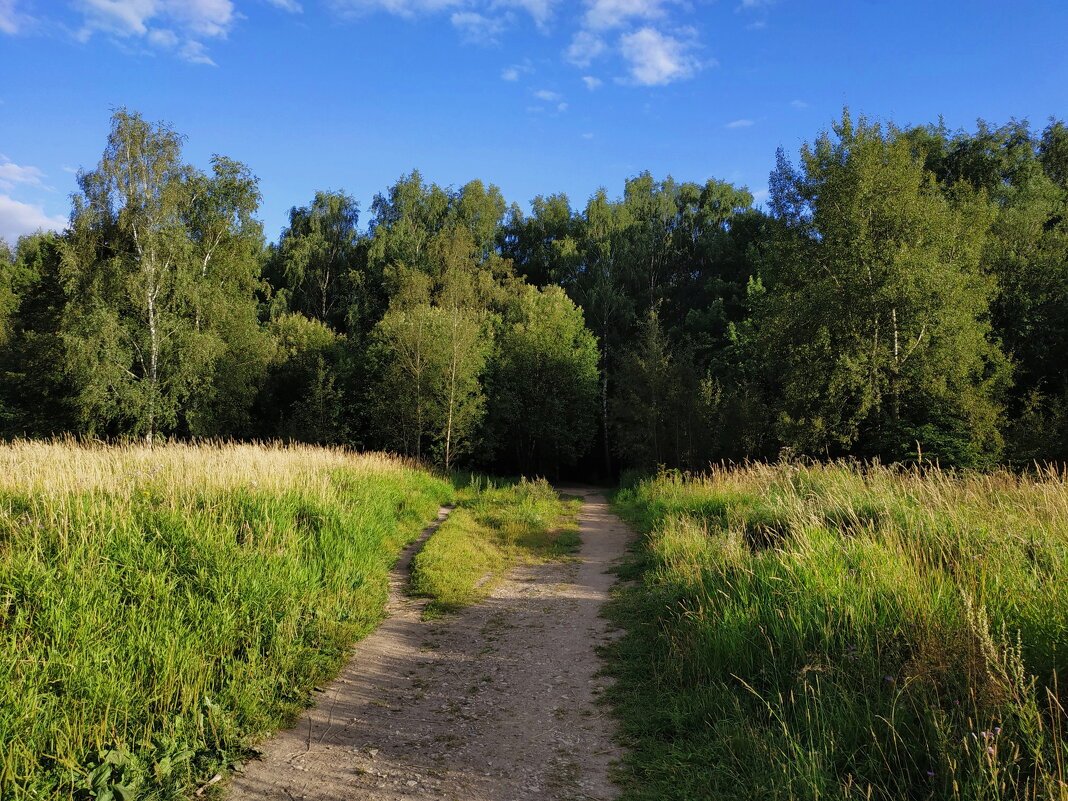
<box><xmin>0</xmin><ymin>441</ymin><xmax>453</xmax><ymax>801</ymax></box>
<box><xmin>409</xmin><ymin>477</ymin><xmax>581</xmax><ymax>617</ymax></box>
<box><xmin>605</xmin><ymin>463</ymin><xmax>1068</xmax><ymax>801</ymax></box>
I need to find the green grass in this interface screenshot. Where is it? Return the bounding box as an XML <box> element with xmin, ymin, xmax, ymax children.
<box><xmin>606</xmin><ymin>463</ymin><xmax>1068</xmax><ymax>801</ymax></box>
<box><xmin>0</xmin><ymin>441</ymin><xmax>452</xmax><ymax>801</ymax></box>
<box><xmin>409</xmin><ymin>477</ymin><xmax>580</xmax><ymax>616</ymax></box>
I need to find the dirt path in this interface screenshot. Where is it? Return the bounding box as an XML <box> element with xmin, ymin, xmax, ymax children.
<box><xmin>226</xmin><ymin>489</ymin><xmax>630</xmax><ymax>801</ymax></box>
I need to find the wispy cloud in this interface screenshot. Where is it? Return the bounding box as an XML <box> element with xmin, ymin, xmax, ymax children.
<box><xmin>450</xmin><ymin>10</ymin><xmax>506</xmax><ymax>44</ymax></box>
<box><xmin>566</xmin><ymin>29</ymin><xmax>606</xmax><ymax>66</ymax></box>
<box><xmin>13</xmin><ymin>0</ymin><xmax>715</xmax><ymax>86</ymax></box>
<box><xmin>790</xmin><ymin>99</ymin><xmax>808</xmax><ymax>109</ymax></box>
<box><xmin>583</xmin><ymin>0</ymin><xmax>677</xmax><ymax>31</ymax></box>
<box><xmin>501</xmin><ymin>58</ymin><xmax>534</xmax><ymax>81</ymax></box>
<box><xmin>0</xmin><ymin>158</ymin><xmax>48</xmax><ymax>191</ymax></box>
<box><xmin>0</xmin><ymin>195</ymin><xmax>67</xmax><ymax>242</ymax></box>
<box><xmin>330</xmin><ymin>0</ymin><xmax>462</xmax><ymax>18</ymax></box>
<box><xmin>726</xmin><ymin>118</ymin><xmax>754</xmax><ymax>128</ymax></box>
<box><xmin>0</xmin><ymin>0</ymin><xmax>29</xmax><ymax>34</ymax></box>
<box><xmin>534</xmin><ymin>88</ymin><xmax>561</xmax><ymax>101</ymax></box>
<box><xmin>493</xmin><ymin>0</ymin><xmax>558</xmax><ymax>29</ymax></box>
<box><xmin>619</xmin><ymin>26</ymin><xmax>700</xmax><ymax>86</ymax></box>
<box><xmin>265</xmin><ymin>0</ymin><xmax>303</xmax><ymax>12</ymax></box>
<box><xmin>65</xmin><ymin>0</ymin><xmax>256</xmax><ymax>64</ymax></box>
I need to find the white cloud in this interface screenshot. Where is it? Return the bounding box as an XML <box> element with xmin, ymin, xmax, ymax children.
<box><xmin>501</xmin><ymin>59</ymin><xmax>533</xmax><ymax>80</ymax></box>
<box><xmin>557</xmin><ymin>101</ymin><xmax>567</xmax><ymax>112</ymax></box>
<box><xmin>71</xmin><ymin>0</ymin><xmax>236</xmax><ymax>64</ymax></box>
<box><xmin>0</xmin><ymin>194</ymin><xmax>67</xmax><ymax>242</ymax></box>
<box><xmin>450</xmin><ymin>11</ymin><xmax>505</xmax><ymax>43</ymax></box>
<box><xmin>619</xmin><ymin>27</ymin><xmax>699</xmax><ymax>86</ymax></box>
<box><xmin>566</xmin><ymin>29</ymin><xmax>605</xmax><ymax>66</ymax></box>
<box><xmin>147</xmin><ymin>27</ymin><xmax>180</xmax><ymax>48</ymax></box>
<box><xmin>534</xmin><ymin>88</ymin><xmax>561</xmax><ymax>101</ymax></box>
<box><xmin>74</xmin><ymin>0</ymin><xmax>155</xmax><ymax>37</ymax></box>
<box><xmin>493</xmin><ymin>0</ymin><xmax>557</xmax><ymax>28</ymax></box>
<box><xmin>584</xmin><ymin>0</ymin><xmax>674</xmax><ymax>30</ymax></box>
<box><xmin>179</xmin><ymin>38</ymin><xmax>216</xmax><ymax>64</ymax></box>
<box><xmin>751</xmin><ymin>188</ymin><xmax>770</xmax><ymax>204</ymax></box>
<box><xmin>582</xmin><ymin>75</ymin><xmax>602</xmax><ymax>90</ymax></box>
<box><xmin>0</xmin><ymin>159</ymin><xmax>47</xmax><ymax>191</ymax></box>
<box><xmin>265</xmin><ymin>0</ymin><xmax>303</xmax><ymax>11</ymax></box>
<box><xmin>169</xmin><ymin>0</ymin><xmax>235</xmax><ymax>38</ymax></box>
<box><xmin>726</xmin><ymin>118</ymin><xmax>754</xmax><ymax>128</ymax></box>
<box><xmin>329</xmin><ymin>0</ymin><xmax>461</xmax><ymax>17</ymax></box>
<box><xmin>790</xmin><ymin>99</ymin><xmax>808</xmax><ymax>109</ymax></box>
<box><xmin>0</xmin><ymin>0</ymin><xmax>28</xmax><ymax>34</ymax></box>
<box><xmin>582</xmin><ymin>132</ymin><xmax>594</xmax><ymax>139</ymax></box>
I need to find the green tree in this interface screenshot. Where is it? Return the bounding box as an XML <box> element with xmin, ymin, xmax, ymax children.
<box><xmin>489</xmin><ymin>285</ymin><xmax>599</xmax><ymax>475</ymax></box>
<box><xmin>370</xmin><ymin>265</ymin><xmax>492</xmax><ymax>468</ymax></box>
<box><xmin>268</xmin><ymin>190</ymin><xmax>362</xmax><ymax>331</ymax></box>
<box><xmin>255</xmin><ymin>312</ymin><xmax>347</xmax><ymax>443</ymax></box>
<box><xmin>762</xmin><ymin>111</ymin><xmax>1007</xmax><ymax>465</ymax></box>
<box><xmin>60</xmin><ymin>109</ymin><xmax>265</xmax><ymax>443</ymax></box>
<box><xmin>0</xmin><ymin>233</ymin><xmax>77</xmax><ymax>436</ymax></box>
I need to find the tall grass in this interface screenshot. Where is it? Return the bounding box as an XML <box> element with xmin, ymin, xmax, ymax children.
<box><xmin>0</xmin><ymin>441</ymin><xmax>452</xmax><ymax>800</ymax></box>
<box><xmin>409</xmin><ymin>477</ymin><xmax>580</xmax><ymax>616</ymax></box>
<box><xmin>609</xmin><ymin>462</ymin><xmax>1068</xmax><ymax>800</ymax></box>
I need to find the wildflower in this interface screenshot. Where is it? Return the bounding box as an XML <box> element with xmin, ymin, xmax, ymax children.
<box><xmin>986</xmin><ymin>747</ymin><xmax>995</xmax><ymax>755</ymax></box>
<box><xmin>884</xmin><ymin>675</ymin><xmax>894</xmax><ymax>682</ymax></box>
<box><xmin>993</xmin><ymin>727</ymin><xmax>1001</xmax><ymax>735</ymax></box>
<box><xmin>926</xmin><ymin>771</ymin><xmax>935</xmax><ymax>777</ymax></box>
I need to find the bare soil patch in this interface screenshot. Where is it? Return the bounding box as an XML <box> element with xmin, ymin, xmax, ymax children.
<box><xmin>226</xmin><ymin>489</ymin><xmax>630</xmax><ymax>801</ymax></box>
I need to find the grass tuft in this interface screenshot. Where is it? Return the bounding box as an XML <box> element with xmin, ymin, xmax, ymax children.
<box><xmin>410</xmin><ymin>477</ymin><xmax>580</xmax><ymax>617</ymax></box>
<box><xmin>0</xmin><ymin>440</ymin><xmax>452</xmax><ymax>801</ymax></box>
<box><xmin>606</xmin><ymin>462</ymin><xmax>1068</xmax><ymax>801</ymax></box>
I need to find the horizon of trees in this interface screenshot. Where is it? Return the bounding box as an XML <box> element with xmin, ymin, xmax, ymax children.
<box><xmin>1</xmin><ymin>107</ymin><xmax>1066</xmax><ymax>475</ymax></box>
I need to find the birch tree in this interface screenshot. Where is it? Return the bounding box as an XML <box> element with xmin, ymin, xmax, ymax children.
<box><xmin>762</xmin><ymin>111</ymin><xmax>1006</xmax><ymax>464</ymax></box>
<box><xmin>60</xmin><ymin>109</ymin><xmax>263</xmax><ymax>442</ymax></box>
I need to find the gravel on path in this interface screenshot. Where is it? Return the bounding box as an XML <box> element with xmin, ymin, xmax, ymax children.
<box><xmin>226</xmin><ymin>489</ymin><xmax>630</xmax><ymax>801</ymax></box>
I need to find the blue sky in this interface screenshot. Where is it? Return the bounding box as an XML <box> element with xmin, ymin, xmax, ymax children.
<box><xmin>1</xmin><ymin>0</ymin><xmax>1066</xmax><ymax>244</ymax></box>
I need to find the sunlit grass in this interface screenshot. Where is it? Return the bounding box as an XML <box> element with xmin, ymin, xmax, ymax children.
<box><xmin>0</xmin><ymin>440</ymin><xmax>452</xmax><ymax>801</ymax></box>
<box><xmin>608</xmin><ymin>462</ymin><xmax>1068</xmax><ymax>801</ymax></box>
<box><xmin>409</xmin><ymin>477</ymin><xmax>581</xmax><ymax>616</ymax></box>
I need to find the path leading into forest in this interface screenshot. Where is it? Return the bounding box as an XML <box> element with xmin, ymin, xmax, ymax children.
<box><xmin>226</xmin><ymin>488</ymin><xmax>630</xmax><ymax>801</ymax></box>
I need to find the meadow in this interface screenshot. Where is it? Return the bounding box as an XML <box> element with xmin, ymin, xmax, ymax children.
<box><xmin>0</xmin><ymin>441</ymin><xmax>453</xmax><ymax>800</ymax></box>
<box><xmin>609</xmin><ymin>463</ymin><xmax>1068</xmax><ymax>801</ymax></box>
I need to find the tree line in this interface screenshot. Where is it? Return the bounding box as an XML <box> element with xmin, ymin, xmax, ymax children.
<box><xmin>1</xmin><ymin>108</ymin><xmax>1066</xmax><ymax>473</ymax></box>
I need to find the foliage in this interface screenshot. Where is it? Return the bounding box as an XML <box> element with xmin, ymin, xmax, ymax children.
<box><xmin>3</xmin><ymin>107</ymin><xmax>1068</xmax><ymax>471</ymax></box>
<box><xmin>59</xmin><ymin>109</ymin><xmax>265</xmax><ymax>444</ymax></box>
<box><xmin>607</xmin><ymin>464</ymin><xmax>1068</xmax><ymax>800</ymax></box>
<box><xmin>762</xmin><ymin>112</ymin><xmax>1007</xmax><ymax>465</ymax></box>
<box><xmin>488</xmin><ymin>284</ymin><xmax>599</xmax><ymax>475</ymax></box>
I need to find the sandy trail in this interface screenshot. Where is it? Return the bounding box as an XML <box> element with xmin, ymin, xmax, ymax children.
<box><xmin>226</xmin><ymin>489</ymin><xmax>630</xmax><ymax>801</ymax></box>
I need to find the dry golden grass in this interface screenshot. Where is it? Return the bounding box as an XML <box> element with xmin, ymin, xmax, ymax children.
<box><xmin>0</xmin><ymin>439</ymin><xmax>413</xmax><ymax>496</ymax></box>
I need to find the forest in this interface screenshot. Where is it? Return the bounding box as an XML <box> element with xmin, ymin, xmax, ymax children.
<box><xmin>2</xmin><ymin>108</ymin><xmax>1067</xmax><ymax>474</ymax></box>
